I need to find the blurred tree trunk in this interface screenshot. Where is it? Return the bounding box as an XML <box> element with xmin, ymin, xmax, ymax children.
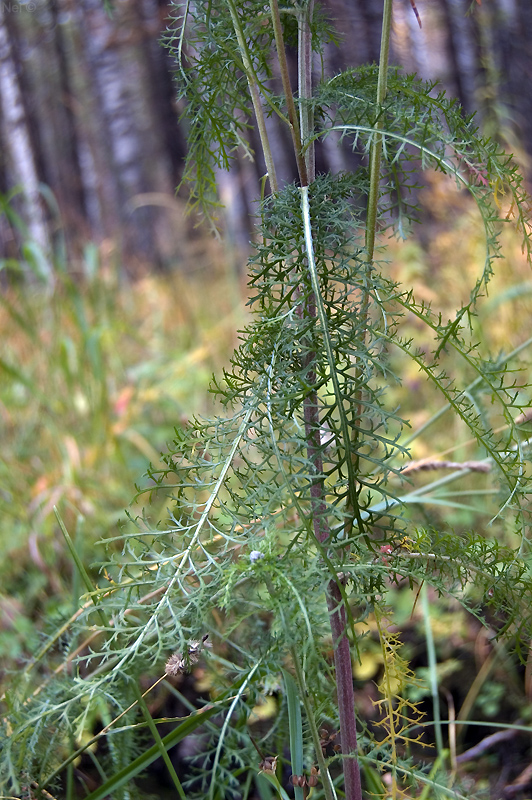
<box><xmin>64</xmin><ymin>0</ymin><xmax>122</xmax><ymax>242</ymax></box>
<box><xmin>0</xmin><ymin>7</ymin><xmax>51</xmax><ymax>278</ymax></box>
<box><xmin>439</xmin><ymin>0</ymin><xmax>479</xmax><ymax>114</ymax></box>
<box><xmin>76</xmin><ymin>0</ymin><xmax>164</xmax><ymax>270</ymax></box>
<box><xmin>0</xmin><ymin>0</ymin><xmax>530</xmax><ymax>272</ymax></box>
<box><xmin>488</xmin><ymin>0</ymin><xmax>532</xmax><ymax>167</ymax></box>
<box><xmin>48</xmin><ymin>0</ymin><xmax>87</xmax><ymax>233</ymax></box>
<box><xmin>138</xmin><ymin>0</ymin><xmax>186</xmax><ymax>185</ymax></box>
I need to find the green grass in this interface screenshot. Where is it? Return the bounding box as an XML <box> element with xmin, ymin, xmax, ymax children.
<box><xmin>0</xmin><ymin>243</ymin><xmax>243</xmax><ymax>671</ymax></box>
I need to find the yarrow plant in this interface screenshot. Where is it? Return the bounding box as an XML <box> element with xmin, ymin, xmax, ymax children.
<box><xmin>2</xmin><ymin>1</ymin><xmax>532</xmax><ymax>799</ymax></box>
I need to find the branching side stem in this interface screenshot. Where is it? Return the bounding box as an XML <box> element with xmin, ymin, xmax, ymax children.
<box><xmin>226</xmin><ymin>0</ymin><xmax>278</xmax><ymax>193</ymax></box>
<box><xmin>365</xmin><ymin>0</ymin><xmax>393</xmax><ymax>264</ymax></box>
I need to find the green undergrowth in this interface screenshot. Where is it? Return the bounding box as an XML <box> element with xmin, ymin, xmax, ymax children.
<box><xmin>0</xmin><ymin>244</ymin><xmax>241</xmax><ymax>668</ymax></box>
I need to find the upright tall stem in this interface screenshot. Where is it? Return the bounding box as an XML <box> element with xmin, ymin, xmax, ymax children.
<box><xmin>347</xmin><ymin>0</ymin><xmax>394</xmax><ymax>544</ymax></box>
<box><xmin>299</xmin><ymin>199</ymin><xmax>363</xmax><ymax>800</ymax></box>
<box><xmin>327</xmin><ymin>584</ymin><xmax>362</xmax><ymax>800</ymax></box>
<box><xmin>298</xmin><ymin>0</ymin><xmax>315</xmax><ymax>183</ymax></box>
<box><xmin>294</xmin><ymin>3</ymin><xmax>362</xmax><ymax>797</ymax></box>
<box><xmin>295</xmin><ymin>408</ymin><xmax>362</xmax><ymax>800</ymax></box>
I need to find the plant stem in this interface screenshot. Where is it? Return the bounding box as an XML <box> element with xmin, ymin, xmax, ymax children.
<box><xmin>131</xmin><ymin>679</ymin><xmax>187</xmax><ymax>800</ymax></box>
<box><xmin>421</xmin><ymin>584</ymin><xmax>444</xmax><ymax>756</ymax></box>
<box><xmin>296</xmin><ymin>213</ymin><xmax>362</xmax><ymax>800</ymax></box>
<box><xmin>293</xmin><ymin>6</ymin><xmax>362</xmax><ymax>797</ymax></box>
<box><xmin>269</xmin><ymin>0</ymin><xmax>308</xmax><ymax>186</ymax></box>
<box><xmin>297</xmin><ymin>212</ymin><xmax>362</xmax><ymax>799</ymax></box>
<box><xmin>298</xmin><ymin>0</ymin><xmax>315</xmax><ymax>183</ymax></box>
<box><xmin>326</xmin><ymin>582</ymin><xmax>363</xmax><ymax>800</ymax></box>
<box><xmin>226</xmin><ymin>0</ymin><xmax>278</xmax><ymax>193</ymax></box>
<box><xmin>345</xmin><ymin>0</ymin><xmax>395</xmax><ymax>543</ymax></box>
<box><xmin>365</xmin><ymin>0</ymin><xmax>393</xmax><ymax>263</ymax></box>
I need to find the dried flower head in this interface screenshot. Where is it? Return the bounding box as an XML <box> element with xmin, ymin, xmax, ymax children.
<box><xmin>165</xmin><ymin>652</ymin><xmax>187</xmax><ymax>676</ymax></box>
<box><xmin>165</xmin><ymin>635</ymin><xmax>212</xmax><ymax>677</ymax></box>
<box><xmin>259</xmin><ymin>755</ymin><xmax>278</xmax><ymax>774</ymax></box>
<box><xmin>308</xmin><ymin>766</ymin><xmax>320</xmax><ymax>787</ymax></box>
<box><xmin>290</xmin><ymin>774</ymin><xmax>307</xmax><ymax>788</ymax></box>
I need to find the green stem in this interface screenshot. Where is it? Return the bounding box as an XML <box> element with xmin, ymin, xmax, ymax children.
<box><xmin>301</xmin><ymin>187</ymin><xmax>365</xmax><ymax>533</ymax></box>
<box><xmin>421</xmin><ymin>584</ymin><xmax>444</xmax><ymax>757</ymax></box>
<box><xmin>226</xmin><ymin>0</ymin><xmax>278</xmax><ymax>193</ymax></box>
<box><xmin>347</xmin><ymin>0</ymin><xmax>394</xmax><ymax>541</ymax></box>
<box><xmin>298</xmin><ymin>0</ymin><xmax>315</xmax><ymax>183</ymax></box>
<box><xmin>55</xmin><ymin>506</ymin><xmax>108</xmax><ymax>628</ymax></box>
<box><xmin>365</xmin><ymin>0</ymin><xmax>393</xmax><ymax>264</ymax></box>
<box><xmin>269</xmin><ymin>0</ymin><xmax>308</xmax><ymax>185</ymax></box>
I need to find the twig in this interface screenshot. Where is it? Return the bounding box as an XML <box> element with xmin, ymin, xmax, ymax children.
<box><xmin>402</xmin><ymin>459</ymin><xmax>491</xmax><ymax>474</ymax></box>
<box><xmin>456</xmin><ymin>725</ymin><xmax>520</xmax><ymax>764</ymax></box>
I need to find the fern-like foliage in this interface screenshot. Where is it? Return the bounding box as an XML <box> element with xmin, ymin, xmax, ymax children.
<box><xmin>2</xmin><ymin>2</ymin><xmax>532</xmax><ymax>798</ymax></box>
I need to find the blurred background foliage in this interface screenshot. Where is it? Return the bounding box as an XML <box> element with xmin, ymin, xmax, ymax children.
<box><xmin>0</xmin><ymin>0</ymin><xmax>531</xmax><ymax>268</ymax></box>
<box><xmin>2</xmin><ymin>0</ymin><xmax>532</xmax><ymax>795</ymax></box>
<box><xmin>0</xmin><ymin>230</ymin><xmax>243</xmax><ymax>662</ymax></box>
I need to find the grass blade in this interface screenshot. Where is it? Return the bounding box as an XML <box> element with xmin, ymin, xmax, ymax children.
<box><xmin>282</xmin><ymin>669</ymin><xmax>304</xmax><ymax>800</ymax></box>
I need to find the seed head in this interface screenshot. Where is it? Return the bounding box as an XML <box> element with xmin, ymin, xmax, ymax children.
<box><xmin>165</xmin><ymin>635</ymin><xmax>212</xmax><ymax>677</ymax></box>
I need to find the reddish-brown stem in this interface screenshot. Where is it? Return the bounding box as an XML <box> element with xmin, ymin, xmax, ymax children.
<box><xmin>286</xmin><ymin>4</ymin><xmax>361</xmax><ymax>795</ymax></box>
<box><xmin>297</xmin><ymin>297</ymin><xmax>362</xmax><ymax>800</ymax></box>
<box><xmin>326</xmin><ymin>582</ymin><xmax>362</xmax><ymax>800</ymax></box>
<box><xmin>301</xmin><ymin>402</ymin><xmax>363</xmax><ymax>800</ymax></box>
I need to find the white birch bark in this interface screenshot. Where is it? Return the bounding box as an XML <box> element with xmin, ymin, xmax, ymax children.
<box><xmin>0</xmin><ymin>7</ymin><xmax>52</xmax><ymax>280</ymax></box>
<box><xmin>76</xmin><ymin>0</ymin><xmax>158</xmax><ymax>264</ymax></box>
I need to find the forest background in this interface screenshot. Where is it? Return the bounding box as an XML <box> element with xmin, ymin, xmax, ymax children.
<box><xmin>3</xmin><ymin>0</ymin><xmax>532</xmax><ymax>797</ymax></box>
<box><xmin>1</xmin><ymin>0</ymin><xmax>532</xmax><ymax>269</ymax></box>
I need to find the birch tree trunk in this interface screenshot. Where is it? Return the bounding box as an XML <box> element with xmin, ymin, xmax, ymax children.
<box><xmin>77</xmin><ymin>0</ymin><xmax>160</xmax><ymax>270</ymax></box>
<box><xmin>48</xmin><ymin>0</ymin><xmax>87</xmax><ymax>231</ymax></box>
<box><xmin>0</xmin><ymin>7</ymin><xmax>52</xmax><ymax>280</ymax></box>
